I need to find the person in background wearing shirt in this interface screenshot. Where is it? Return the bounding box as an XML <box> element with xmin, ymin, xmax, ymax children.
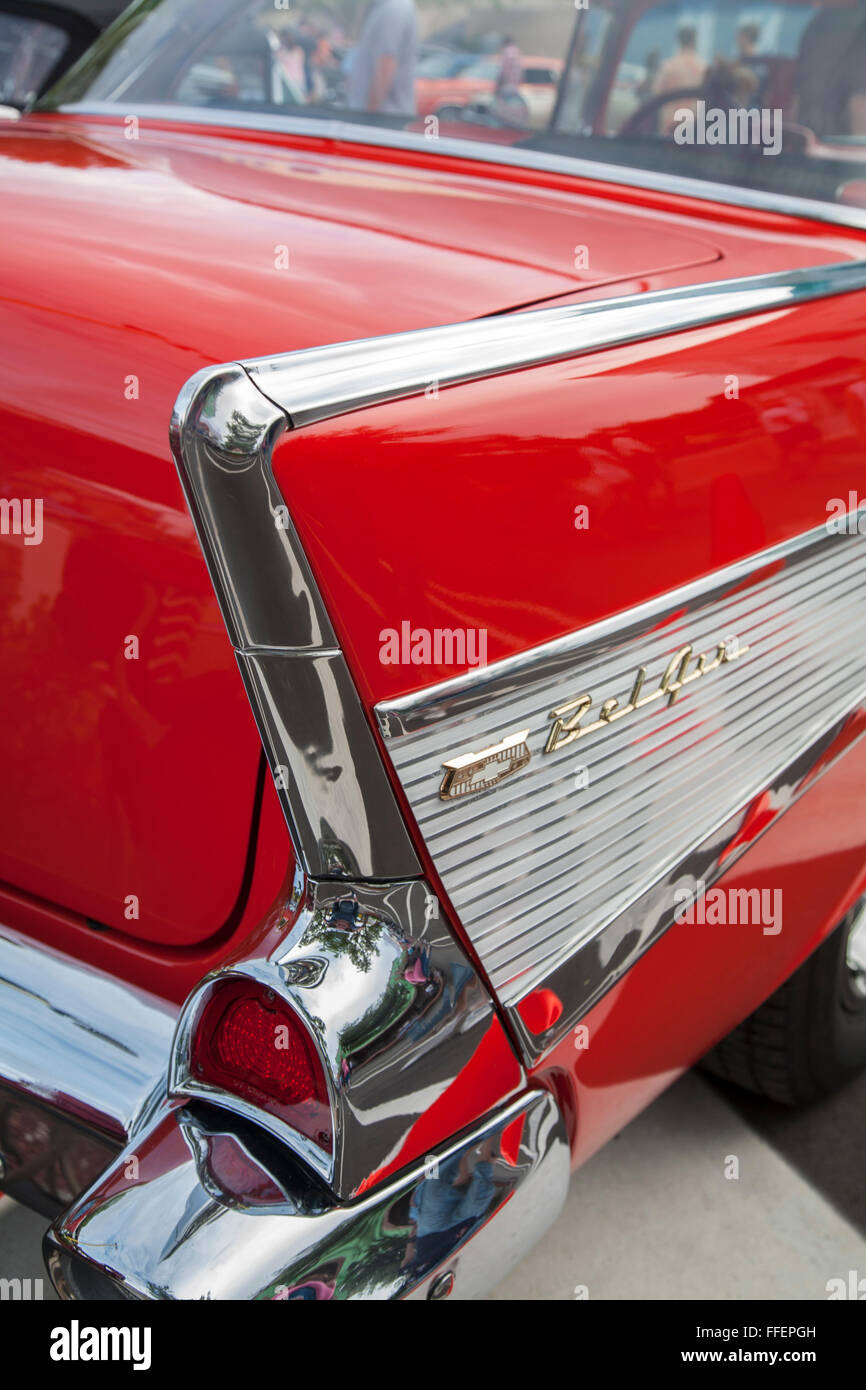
<box><xmin>737</xmin><ymin>22</ymin><xmax>761</xmax><ymax>62</ymax></box>
<box><xmin>497</xmin><ymin>36</ymin><xmax>522</xmax><ymax>96</ymax></box>
<box><xmin>653</xmin><ymin>23</ymin><xmax>707</xmax><ymax>133</ymax></box>
<box><xmin>347</xmin><ymin>0</ymin><xmax>418</xmax><ymax>116</ymax></box>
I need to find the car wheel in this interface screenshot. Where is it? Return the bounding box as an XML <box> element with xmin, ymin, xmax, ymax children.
<box><xmin>700</xmin><ymin>899</ymin><xmax>866</xmax><ymax>1105</ymax></box>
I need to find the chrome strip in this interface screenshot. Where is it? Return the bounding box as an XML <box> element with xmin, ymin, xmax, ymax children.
<box><xmin>46</xmin><ymin>1088</ymin><xmax>568</xmax><ymax>1301</ymax></box>
<box><xmin>169</xmin><ymin>366</ymin><xmax>422</xmax><ymax>882</ymax></box>
<box><xmin>376</xmin><ymin>517</ymin><xmax>850</xmax><ymax>736</ymax></box>
<box><xmin>234</xmin><ymin>650</ymin><xmax>418</xmax><ymax>880</ymax></box>
<box><xmin>171</xmin><ymin>357</ymin><xmax>527</xmax><ymax>1193</ymax></box>
<box><xmin>55</xmin><ymin>101</ymin><xmax>866</xmax><ymax>234</ymax></box>
<box><xmin>168</xmin><ymin>363</ymin><xmax>333</xmax><ymax>652</ymax></box>
<box><xmin>170</xmin><ymin>259</ymin><xmax>866</xmax><ymax>1078</ymax></box>
<box><xmin>172</xmin><ymin>262</ymin><xmax>866</xmax><ymax>883</ymax></box>
<box><xmin>0</xmin><ymin>926</ymin><xmax>176</xmax><ymax>1139</ymax></box>
<box><xmin>246</xmin><ymin>261</ymin><xmax>866</xmax><ymax>430</ymax></box>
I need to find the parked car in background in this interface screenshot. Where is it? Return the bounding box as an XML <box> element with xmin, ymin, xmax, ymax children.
<box><xmin>421</xmin><ymin>51</ymin><xmax>563</xmax><ymax>129</ymax></box>
<box><xmin>413</xmin><ymin>46</ymin><xmax>478</xmax><ymax>116</ymax></box>
<box><xmin>2</xmin><ymin>0</ymin><xmax>866</xmax><ymax>1301</ymax></box>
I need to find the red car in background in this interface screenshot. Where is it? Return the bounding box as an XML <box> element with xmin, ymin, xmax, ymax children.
<box><xmin>1</xmin><ymin>0</ymin><xmax>866</xmax><ymax>1302</ymax></box>
<box><xmin>412</xmin><ymin>46</ymin><xmax>478</xmax><ymax>117</ymax></box>
<box><xmin>416</xmin><ymin>51</ymin><xmax>563</xmax><ymax>129</ymax></box>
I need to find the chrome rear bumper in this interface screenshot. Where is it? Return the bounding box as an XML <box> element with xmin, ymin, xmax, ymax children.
<box><xmin>0</xmin><ymin>926</ymin><xmax>176</xmax><ymax>1212</ymax></box>
<box><xmin>1</xmin><ymin>925</ymin><xmax>569</xmax><ymax>1299</ymax></box>
<box><xmin>45</xmin><ymin>1089</ymin><xmax>569</xmax><ymax>1301</ymax></box>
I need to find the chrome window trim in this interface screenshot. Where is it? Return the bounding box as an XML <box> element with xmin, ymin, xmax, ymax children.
<box><xmin>52</xmin><ymin>101</ymin><xmax>866</xmax><ymax>235</ymax></box>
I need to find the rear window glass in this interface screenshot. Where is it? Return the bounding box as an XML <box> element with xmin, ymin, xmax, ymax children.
<box><xmin>39</xmin><ymin>0</ymin><xmax>866</xmax><ymax>213</ymax></box>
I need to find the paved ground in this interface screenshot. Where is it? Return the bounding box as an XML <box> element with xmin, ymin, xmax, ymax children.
<box><xmin>487</xmin><ymin>1070</ymin><xmax>866</xmax><ymax>1299</ymax></box>
<box><xmin>2</xmin><ymin>1067</ymin><xmax>864</xmax><ymax>1301</ymax></box>
<box><xmin>0</xmin><ymin>1194</ymin><xmax>57</xmax><ymax>1299</ymax></box>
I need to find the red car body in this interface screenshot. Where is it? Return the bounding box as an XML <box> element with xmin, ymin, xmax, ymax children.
<box><xmin>2</xmin><ymin>0</ymin><xmax>866</xmax><ymax>1302</ymax></box>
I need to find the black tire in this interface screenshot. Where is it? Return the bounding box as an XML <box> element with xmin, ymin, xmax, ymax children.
<box><xmin>701</xmin><ymin>903</ymin><xmax>866</xmax><ymax>1105</ymax></box>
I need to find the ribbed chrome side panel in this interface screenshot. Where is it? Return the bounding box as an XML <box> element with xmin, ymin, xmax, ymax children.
<box><xmin>376</xmin><ymin>524</ymin><xmax>866</xmax><ymax>1006</ymax></box>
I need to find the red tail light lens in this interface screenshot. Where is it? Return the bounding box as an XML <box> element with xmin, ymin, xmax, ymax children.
<box><xmin>190</xmin><ymin>980</ymin><xmax>332</xmax><ymax>1154</ymax></box>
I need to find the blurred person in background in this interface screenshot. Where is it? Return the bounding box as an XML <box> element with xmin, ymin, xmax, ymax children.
<box><xmin>347</xmin><ymin>0</ymin><xmax>418</xmax><ymax>115</ymax></box>
<box><xmin>636</xmin><ymin>48</ymin><xmax>661</xmax><ymax>101</ymax></box>
<box><xmin>653</xmin><ymin>22</ymin><xmax>707</xmax><ymax>132</ymax></box>
<box><xmin>275</xmin><ymin>24</ymin><xmax>309</xmax><ymax>100</ymax></box>
<box><xmin>795</xmin><ymin>6</ymin><xmax>866</xmax><ymax>138</ymax></box>
<box><xmin>491</xmin><ymin>34</ymin><xmax>529</xmax><ymax>127</ymax></box>
<box><xmin>497</xmin><ymin>36</ymin><xmax>522</xmax><ymax>96</ymax></box>
<box><xmin>737</xmin><ymin>21</ymin><xmax>762</xmax><ymax>61</ymax></box>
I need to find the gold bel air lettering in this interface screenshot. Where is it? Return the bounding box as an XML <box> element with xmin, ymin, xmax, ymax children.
<box><xmin>440</xmin><ymin>729</ymin><xmax>531</xmax><ymax>801</ymax></box>
<box><xmin>544</xmin><ymin>639</ymin><xmax>750</xmax><ymax>755</ymax></box>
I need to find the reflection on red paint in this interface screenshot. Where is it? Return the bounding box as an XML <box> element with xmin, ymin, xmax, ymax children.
<box><xmin>499</xmin><ymin>1113</ymin><xmax>525</xmax><ymax>1166</ymax></box>
<box><xmin>719</xmin><ymin>789</ymin><xmax>779</xmax><ymax>864</ymax></box>
<box><xmin>517</xmin><ymin>988</ymin><xmax>563</xmax><ymax>1035</ymax></box>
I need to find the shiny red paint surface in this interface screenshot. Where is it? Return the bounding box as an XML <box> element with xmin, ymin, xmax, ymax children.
<box><xmin>275</xmin><ymin>287</ymin><xmax>866</xmax><ymax>705</ymax></box>
<box><xmin>268</xmin><ymin>241</ymin><xmax>866</xmax><ymax>1167</ymax></box>
<box><xmin>0</xmin><ymin>111</ymin><xmax>733</xmax><ymax>946</ymax></box>
<box><xmin>2</xmin><ymin>109</ymin><xmax>866</xmax><ymax>1185</ymax></box>
<box><xmin>0</xmin><ymin>775</ymin><xmax>292</xmax><ymax>1005</ymax></box>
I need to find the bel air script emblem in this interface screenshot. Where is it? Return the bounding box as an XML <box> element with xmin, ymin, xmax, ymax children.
<box><xmin>439</xmin><ymin>729</ymin><xmax>531</xmax><ymax>800</ymax></box>
<box><xmin>439</xmin><ymin>638</ymin><xmax>749</xmax><ymax>800</ymax></box>
<box><xmin>545</xmin><ymin>639</ymin><xmax>749</xmax><ymax>754</ymax></box>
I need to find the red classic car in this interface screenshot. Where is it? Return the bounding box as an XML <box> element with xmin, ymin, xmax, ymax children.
<box><xmin>1</xmin><ymin>0</ymin><xmax>866</xmax><ymax>1302</ymax></box>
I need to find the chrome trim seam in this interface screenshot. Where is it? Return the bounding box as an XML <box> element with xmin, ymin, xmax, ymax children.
<box><xmin>0</xmin><ymin>925</ymin><xmax>176</xmax><ymax>1139</ymax></box>
<box><xmin>56</xmin><ymin>102</ymin><xmax>866</xmax><ymax>234</ymax></box>
<box><xmin>46</xmin><ymin>1088</ymin><xmax>569</xmax><ymax>1301</ymax></box>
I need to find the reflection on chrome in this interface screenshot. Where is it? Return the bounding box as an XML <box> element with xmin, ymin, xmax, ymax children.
<box><xmin>46</xmin><ymin>1090</ymin><xmax>569</xmax><ymax>1301</ymax></box>
<box><xmin>171</xmin><ymin>876</ymin><xmax>522</xmax><ymax>1198</ymax></box>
